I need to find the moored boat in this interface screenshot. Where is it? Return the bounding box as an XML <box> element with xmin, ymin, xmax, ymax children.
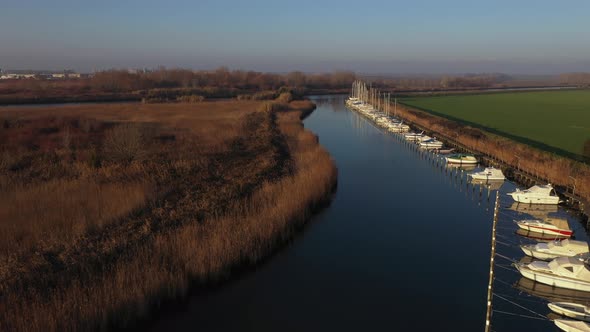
<box><xmin>404</xmin><ymin>131</ymin><xmax>424</xmax><ymax>141</ymax></box>
<box><xmin>549</xmin><ymin>302</ymin><xmax>590</xmax><ymax>322</ymax></box>
<box><xmin>445</xmin><ymin>153</ymin><xmax>478</xmax><ymax>164</ymax></box>
<box><xmin>514</xmin><ymin>257</ymin><xmax>590</xmax><ymax>292</ymax></box>
<box><xmin>521</xmin><ymin>239</ymin><xmax>589</xmax><ymax>260</ymax></box>
<box><xmin>515</xmin><ymin>218</ymin><xmax>572</xmax><ymax>237</ymax></box>
<box><xmin>419</xmin><ymin>138</ymin><xmax>443</xmax><ymax>149</ymax></box>
<box><xmin>554</xmin><ymin>319</ymin><xmax>590</xmax><ymax>332</ymax></box>
<box><xmin>469</xmin><ymin>167</ymin><xmax>505</xmax><ymax>181</ymax></box>
<box><xmin>507</xmin><ymin>183</ymin><xmax>561</xmax><ymax>204</ymax></box>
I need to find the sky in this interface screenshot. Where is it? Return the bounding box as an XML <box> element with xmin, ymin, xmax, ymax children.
<box><xmin>1</xmin><ymin>0</ymin><xmax>589</xmax><ymax>74</ymax></box>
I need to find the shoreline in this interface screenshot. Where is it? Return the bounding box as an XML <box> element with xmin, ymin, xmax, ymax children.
<box><xmin>346</xmin><ymin>97</ymin><xmax>589</xmax><ymax>218</ymax></box>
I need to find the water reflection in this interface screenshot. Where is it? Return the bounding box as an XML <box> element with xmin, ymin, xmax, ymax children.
<box><xmin>469</xmin><ymin>178</ymin><xmax>505</xmax><ymax>191</ymax></box>
<box><xmin>508</xmin><ymin>202</ymin><xmax>559</xmax><ymax>219</ymax></box>
<box><xmin>516</xmin><ymin>277</ymin><xmax>590</xmax><ymax>305</ymax></box>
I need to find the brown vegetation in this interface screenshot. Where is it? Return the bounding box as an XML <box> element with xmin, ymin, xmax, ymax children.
<box><xmin>0</xmin><ymin>98</ymin><xmax>336</xmax><ymax>331</ymax></box>
<box><xmin>395</xmin><ymin>103</ymin><xmax>590</xmax><ymax>203</ymax></box>
<box><xmin>0</xmin><ymin>68</ymin><xmax>356</xmax><ymax>104</ymax></box>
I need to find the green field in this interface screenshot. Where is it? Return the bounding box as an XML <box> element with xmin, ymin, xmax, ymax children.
<box><xmin>401</xmin><ymin>90</ymin><xmax>590</xmax><ymax>159</ymax></box>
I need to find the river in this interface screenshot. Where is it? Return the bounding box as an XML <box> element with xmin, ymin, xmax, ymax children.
<box><xmin>149</xmin><ymin>95</ymin><xmax>587</xmax><ymax>331</ymax></box>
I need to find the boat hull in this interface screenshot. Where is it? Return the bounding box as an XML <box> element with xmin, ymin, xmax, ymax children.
<box><xmin>445</xmin><ymin>158</ymin><xmax>478</xmax><ymax>164</ymax></box>
<box><xmin>470</xmin><ymin>174</ymin><xmax>505</xmax><ymax>181</ymax></box>
<box><xmin>549</xmin><ymin>302</ymin><xmax>590</xmax><ymax>322</ymax></box>
<box><xmin>516</xmin><ymin>222</ymin><xmax>573</xmax><ymax>237</ymax></box>
<box><xmin>516</xmin><ymin>264</ymin><xmax>590</xmax><ymax>292</ymax></box>
<box><xmin>554</xmin><ymin>319</ymin><xmax>590</xmax><ymax>332</ymax></box>
<box><xmin>508</xmin><ymin>193</ymin><xmax>560</xmax><ymax>204</ymax></box>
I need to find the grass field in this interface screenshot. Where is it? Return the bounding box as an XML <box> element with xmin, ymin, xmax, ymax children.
<box><xmin>401</xmin><ymin>90</ymin><xmax>590</xmax><ymax>159</ymax></box>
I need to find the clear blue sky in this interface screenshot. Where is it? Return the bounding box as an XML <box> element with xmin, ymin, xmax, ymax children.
<box><xmin>1</xmin><ymin>0</ymin><xmax>589</xmax><ymax>74</ymax></box>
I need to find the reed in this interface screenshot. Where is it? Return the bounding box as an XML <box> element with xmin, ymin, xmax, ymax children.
<box><xmin>0</xmin><ymin>99</ymin><xmax>336</xmax><ymax>331</ymax></box>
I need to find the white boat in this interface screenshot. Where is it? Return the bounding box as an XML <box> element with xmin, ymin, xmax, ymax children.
<box><xmin>469</xmin><ymin>167</ymin><xmax>505</xmax><ymax>181</ymax></box>
<box><xmin>404</xmin><ymin>131</ymin><xmax>424</xmax><ymax>141</ymax></box>
<box><xmin>554</xmin><ymin>319</ymin><xmax>590</xmax><ymax>332</ymax></box>
<box><xmin>515</xmin><ymin>257</ymin><xmax>590</xmax><ymax>292</ymax></box>
<box><xmin>521</xmin><ymin>239</ymin><xmax>589</xmax><ymax>260</ymax></box>
<box><xmin>445</xmin><ymin>153</ymin><xmax>478</xmax><ymax>164</ymax></box>
<box><xmin>515</xmin><ymin>218</ymin><xmax>573</xmax><ymax>237</ymax></box>
<box><xmin>419</xmin><ymin>138</ymin><xmax>443</xmax><ymax>149</ymax></box>
<box><xmin>507</xmin><ymin>183</ymin><xmax>561</xmax><ymax>204</ymax></box>
<box><xmin>549</xmin><ymin>302</ymin><xmax>590</xmax><ymax>322</ymax></box>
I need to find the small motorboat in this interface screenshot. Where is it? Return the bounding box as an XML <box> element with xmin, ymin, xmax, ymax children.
<box><xmin>445</xmin><ymin>153</ymin><xmax>478</xmax><ymax>164</ymax></box>
<box><xmin>507</xmin><ymin>183</ymin><xmax>561</xmax><ymax>204</ymax></box>
<box><xmin>515</xmin><ymin>218</ymin><xmax>573</xmax><ymax>237</ymax></box>
<box><xmin>521</xmin><ymin>239</ymin><xmax>589</xmax><ymax>260</ymax></box>
<box><xmin>515</xmin><ymin>257</ymin><xmax>590</xmax><ymax>292</ymax></box>
<box><xmin>549</xmin><ymin>302</ymin><xmax>590</xmax><ymax>322</ymax></box>
<box><xmin>554</xmin><ymin>319</ymin><xmax>590</xmax><ymax>332</ymax></box>
<box><xmin>419</xmin><ymin>138</ymin><xmax>444</xmax><ymax>149</ymax></box>
<box><xmin>404</xmin><ymin>131</ymin><xmax>424</xmax><ymax>141</ymax></box>
<box><xmin>469</xmin><ymin>167</ymin><xmax>505</xmax><ymax>181</ymax></box>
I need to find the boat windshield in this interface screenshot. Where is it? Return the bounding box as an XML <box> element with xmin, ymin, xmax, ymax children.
<box><xmin>550</xmin><ymin>190</ymin><xmax>557</xmax><ymax>196</ymax></box>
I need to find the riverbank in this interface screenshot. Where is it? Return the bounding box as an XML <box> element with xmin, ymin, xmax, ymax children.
<box><xmin>392</xmin><ymin>102</ymin><xmax>590</xmax><ymax>210</ymax></box>
<box><xmin>0</xmin><ymin>97</ymin><xmax>337</xmax><ymax>331</ymax></box>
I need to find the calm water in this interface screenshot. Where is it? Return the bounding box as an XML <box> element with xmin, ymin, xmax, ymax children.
<box><xmin>150</xmin><ymin>95</ymin><xmax>587</xmax><ymax>331</ymax></box>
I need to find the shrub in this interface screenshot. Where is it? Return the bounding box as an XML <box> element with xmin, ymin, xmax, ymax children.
<box><xmin>103</xmin><ymin>124</ymin><xmax>144</xmax><ymax>163</ymax></box>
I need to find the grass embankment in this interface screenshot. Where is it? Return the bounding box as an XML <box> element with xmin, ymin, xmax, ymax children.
<box><xmin>393</xmin><ymin>100</ymin><xmax>590</xmax><ymax>205</ymax></box>
<box><xmin>0</xmin><ymin>97</ymin><xmax>337</xmax><ymax>331</ymax></box>
<box><xmin>401</xmin><ymin>90</ymin><xmax>590</xmax><ymax>160</ymax></box>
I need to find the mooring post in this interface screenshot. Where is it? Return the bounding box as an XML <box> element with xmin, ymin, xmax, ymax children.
<box><xmin>485</xmin><ymin>191</ymin><xmax>500</xmax><ymax>332</ymax></box>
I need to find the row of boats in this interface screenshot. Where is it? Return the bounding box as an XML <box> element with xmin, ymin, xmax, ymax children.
<box><xmin>345</xmin><ymin>93</ymin><xmax>587</xmax><ymax>331</ymax></box>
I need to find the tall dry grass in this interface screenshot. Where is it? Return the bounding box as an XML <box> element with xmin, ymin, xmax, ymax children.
<box><xmin>0</xmin><ymin>180</ymin><xmax>150</xmax><ymax>255</ymax></box>
<box><xmin>0</xmin><ymin>99</ymin><xmax>336</xmax><ymax>331</ymax></box>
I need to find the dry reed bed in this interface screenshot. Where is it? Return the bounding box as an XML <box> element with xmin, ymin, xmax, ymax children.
<box><xmin>396</xmin><ymin>104</ymin><xmax>590</xmax><ymax>203</ymax></box>
<box><xmin>0</xmin><ymin>99</ymin><xmax>336</xmax><ymax>331</ymax></box>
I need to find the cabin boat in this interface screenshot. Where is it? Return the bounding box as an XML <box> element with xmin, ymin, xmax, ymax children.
<box><xmin>554</xmin><ymin>319</ymin><xmax>590</xmax><ymax>332</ymax></box>
<box><xmin>419</xmin><ymin>138</ymin><xmax>443</xmax><ymax>149</ymax></box>
<box><xmin>549</xmin><ymin>302</ymin><xmax>590</xmax><ymax>322</ymax></box>
<box><xmin>445</xmin><ymin>153</ymin><xmax>478</xmax><ymax>164</ymax></box>
<box><xmin>521</xmin><ymin>239</ymin><xmax>589</xmax><ymax>260</ymax></box>
<box><xmin>388</xmin><ymin>122</ymin><xmax>410</xmax><ymax>133</ymax></box>
<box><xmin>515</xmin><ymin>256</ymin><xmax>590</xmax><ymax>292</ymax></box>
<box><xmin>404</xmin><ymin>131</ymin><xmax>424</xmax><ymax>141</ymax></box>
<box><xmin>469</xmin><ymin>167</ymin><xmax>505</xmax><ymax>181</ymax></box>
<box><xmin>507</xmin><ymin>183</ymin><xmax>561</xmax><ymax>204</ymax></box>
<box><xmin>515</xmin><ymin>218</ymin><xmax>572</xmax><ymax>237</ymax></box>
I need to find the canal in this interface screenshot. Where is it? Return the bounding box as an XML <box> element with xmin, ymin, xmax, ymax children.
<box><xmin>150</xmin><ymin>95</ymin><xmax>587</xmax><ymax>331</ymax></box>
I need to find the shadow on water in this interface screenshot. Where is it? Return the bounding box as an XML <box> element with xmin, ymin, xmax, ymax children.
<box><xmin>147</xmin><ymin>95</ymin><xmax>588</xmax><ymax>332</ymax></box>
